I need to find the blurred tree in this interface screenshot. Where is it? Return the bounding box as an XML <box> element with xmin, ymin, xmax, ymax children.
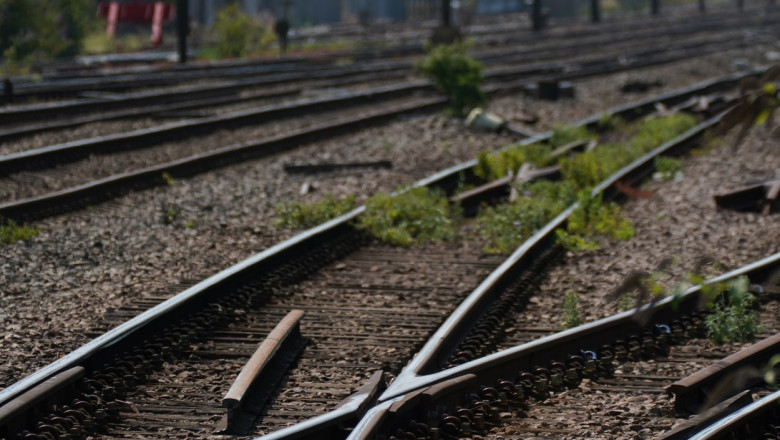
<box><xmin>0</xmin><ymin>0</ymin><xmax>94</xmax><ymax>65</ymax></box>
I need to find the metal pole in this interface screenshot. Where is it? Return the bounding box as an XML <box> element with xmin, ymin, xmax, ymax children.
<box><xmin>699</xmin><ymin>0</ymin><xmax>705</xmax><ymax>12</ymax></box>
<box><xmin>591</xmin><ymin>0</ymin><xmax>601</xmax><ymax>22</ymax></box>
<box><xmin>651</xmin><ymin>0</ymin><xmax>660</xmax><ymax>15</ymax></box>
<box><xmin>532</xmin><ymin>0</ymin><xmax>543</xmax><ymax>31</ymax></box>
<box><xmin>177</xmin><ymin>0</ymin><xmax>188</xmax><ymax>63</ymax></box>
<box><xmin>441</xmin><ymin>0</ymin><xmax>451</xmax><ymax>26</ymax></box>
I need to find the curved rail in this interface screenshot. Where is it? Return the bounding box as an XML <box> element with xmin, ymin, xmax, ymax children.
<box><xmin>345</xmin><ymin>252</ymin><xmax>780</xmax><ymax>439</ymax></box>
<box><xmin>687</xmin><ymin>388</ymin><xmax>780</xmax><ymax>439</ymax></box>
<box><xmin>0</xmin><ymin>67</ymin><xmax>756</xmax><ymax>222</ymax></box>
<box><xmin>0</xmin><ymin>69</ymin><xmax>764</xmax><ymax>439</ymax></box>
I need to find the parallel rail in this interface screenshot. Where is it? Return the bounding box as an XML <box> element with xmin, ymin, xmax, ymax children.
<box><xmin>0</xmin><ymin>69</ymin><xmax>770</xmax><ymax>440</ymax></box>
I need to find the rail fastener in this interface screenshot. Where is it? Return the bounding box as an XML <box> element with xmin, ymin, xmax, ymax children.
<box><xmin>714</xmin><ymin>179</ymin><xmax>780</xmax><ymax>215</ymax></box>
<box><xmin>687</xmin><ymin>387</ymin><xmax>780</xmax><ymax>440</ymax></box>
<box><xmin>219</xmin><ymin>310</ymin><xmax>308</xmax><ymax>435</ymax></box>
<box><xmin>0</xmin><ymin>367</ymin><xmax>85</xmax><ymax>439</ymax></box>
<box><xmin>657</xmin><ymin>390</ymin><xmax>754</xmax><ymax>440</ymax></box>
<box><xmin>258</xmin><ymin>370</ymin><xmax>387</xmax><ymax>440</ymax></box>
<box><xmin>283</xmin><ymin>160</ymin><xmax>393</xmax><ymax>174</ymax></box>
<box><xmin>667</xmin><ymin>332</ymin><xmax>780</xmax><ymax>414</ymax></box>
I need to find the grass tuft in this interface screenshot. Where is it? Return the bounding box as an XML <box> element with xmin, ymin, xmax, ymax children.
<box><xmin>1</xmin><ymin>220</ymin><xmax>40</xmax><ymax>245</ymax></box>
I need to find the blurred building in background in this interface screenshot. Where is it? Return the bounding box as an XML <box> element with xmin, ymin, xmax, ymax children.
<box><xmin>187</xmin><ymin>0</ymin><xmax>526</xmax><ymax>26</ymax></box>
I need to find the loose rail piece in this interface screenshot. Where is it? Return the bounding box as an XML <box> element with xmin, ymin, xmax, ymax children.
<box><xmin>667</xmin><ymin>332</ymin><xmax>780</xmax><ymax>414</ymax></box>
<box><xmin>220</xmin><ymin>310</ymin><xmax>308</xmax><ymax>434</ymax></box>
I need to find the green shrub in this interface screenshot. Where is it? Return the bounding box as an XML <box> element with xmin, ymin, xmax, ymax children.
<box><xmin>274</xmin><ymin>194</ymin><xmax>357</xmax><ymax>229</ymax></box>
<box><xmin>562</xmin><ymin>289</ymin><xmax>583</xmax><ymax>329</ymax></box>
<box><xmin>632</xmin><ymin>113</ymin><xmax>698</xmax><ymax>151</ymax></box>
<box><xmin>653</xmin><ymin>156</ymin><xmax>683</xmax><ymax>181</ymax></box>
<box><xmin>560</xmin><ymin>114</ymin><xmax>697</xmax><ymax>190</ymax></box>
<box><xmin>415</xmin><ymin>43</ymin><xmax>486</xmax><ymax>117</ymax></box>
<box><xmin>1</xmin><ymin>220</ymin><xmax>40</xmax><ymax>245</ymax></box>
<box><xmin>705</xmin><ymin>276</ymin><xmax>762</xmax><ymax>344</ymax></box>
<box><xmin>556</xmin><ymin>192</ymin><xmax>634</xmax><ymax>251</ymax></box>
<box><xmin>477</xmin><ymin>180</ymin><xmax>576</xmax><ymax>253</ymax></box>
<box><xmin>597</xmin><ymin>113</ymin><xmax>626</xmax><ymax>131</ymax></box>
<box><xmin>212</xmin><ymin>3</ymin><xmax>265</xmax><ymax>58</ymax></box>
<box><xmin>550</xmin><ymin>124</ymin><xmax>592</xmax><ymax>147</ymax></box>
<box><xmin>0</xmin><ymin>0</ymin><xmax>94</xmax><ymax>65</ymax></box>
<box><xmin>473</xmin><ymin>142</ymin><xmax>553</xmax><ymax>181</ymax></box>
<box><xmin>358</xmin><ymin>187</ymin><xmax>458</xmax><ymax>246</ymax></box>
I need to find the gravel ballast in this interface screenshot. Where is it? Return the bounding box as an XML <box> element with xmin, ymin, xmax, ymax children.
<box><xmin>1</xmin><ymin>45</ymin><xmax>778</xmax><ymax>399</ymax></box>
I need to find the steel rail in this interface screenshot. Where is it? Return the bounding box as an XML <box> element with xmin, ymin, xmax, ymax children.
<box><xmin>0</xmin><ymin>70</ymin><xmax>763</xmax><ymax>438</ymax></box>
<box><xmin>0</xmin><ymin>96</ymin><xmax>445</xmax><ymax>221</ymax></box>
<box><xmin>243</xmin><ymin>73</ymin><xmax>760</xmax><ymax>439</ymax></box>
<box><xmin>0</xmin><ymin>81</ymin><xmax>430</xmax><ymax>177</ymax></box>
<box><xmin>254</xmin><ymin>371</ymin><xmax>386</xmax><ymax>440</ymax></box>
<box><xmin>3</xmin><ymin>12</ymin><xmax>758</xmax><ymax>128</ymax></box>
<box><xmin>0</xmin><ymin>71</ymin><xmax>408</xmax><ymax>136</ymax></box>
<box><xmin>19</xmin><ymin>4</ymin><xmax>767</xmax><ymax>89</ymax></box>
<box><xmin>668</xmin><ymin>332</ymin><xmax>780</xmax><ymax>414</ymax></box>
<box><xmin>0</xmin><ymin>29</ymin><xmax>742</xmax><ymax>176</ymax></box>
<box><xmin>376</xmin><ymin>106</ymin><xmax>728</xmax><ymax>402</ymax></box>
<box><xmin>687</xmin><ymin>388</ymin><xmax>780</xmax><ymax>439</ymax></box>
<box><xmin>345</xmin><ymin>252</ymin><xmax>780</xmax><ymax>439</ymax></box>
<box><xmin>0</xmin><ymin>57</ymin><xmax>758</xmax><ymax>225</ymax></box>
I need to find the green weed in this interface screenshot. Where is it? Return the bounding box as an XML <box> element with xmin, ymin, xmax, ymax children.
<box><xmin>653</xmin><ymin>156</ymin><xmax>683</xmax><ymax>181</ymax></box>
<box><xmin>597</xmin><ymin>113</ymin><xmax>626</xmax><ymax>131</ymax></box>
<box><xmin>0</xmin><ymin>220</ymin><xmax>40</xmax><ymax>245</ymax></box>
<box><xmin>274</xmin><ymin>194</ymin><xmax>357</xmax><ymax>229</ymax></box>
<box><xmin>162</xmin><ymin>208</ymin><xmax>178</xmax><ymax>226</ymax></box>
<box><xmin>415</xmin><ymin>43</ymin><xmax>486</xmax><ymax>117</ymax></box>
<box><xmin>550</xmin><ymin>124</ymin><xmax>592</xmax><ymax>147</ymax></box>
<box><xmin>161</xmin><ymin>172</ymin><xmax>176</xmax><ymax>186</ymax></box>
<box><xmin>357</xmin><ymin>187</ymin><xmax>458</xmax><ymax>246</ymax></box>
<box><xmin>560</xmin><ymin>113</ymin><xmax>696</xmax><ymax>189</ymax></box>
<box><xmin>555</xmin><ymin>192</ymin><xmax>634</xmax><ymax>251</ymax></box>
<box><xmin>212</xmin><ymin>3</ymin><xmax>274</xmax><ymax>58</ymax></box>
<box><xmin>473</xmin><ymin>142</ymin><xmax>553</xmax><ymax>181</ymax></box>
<box><xmin>704</xmin><ymin>276</ymin><xmax>762</xmax><ymax>344</ymax></box>
<box><xmin>562</xmin><ymin>289</ymin><xmax>583</xmax><ymax>329</ymax></box>
<box><xmin>477</xmin><ymin>180</ymin><xmax>577</xmax><ymax>253</ymax></box>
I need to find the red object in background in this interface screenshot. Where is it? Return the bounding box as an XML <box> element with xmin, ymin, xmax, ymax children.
<box><xmin>98</xmin><ymin>1</ymin><xmax>174</xmax><ymax>23</ymax></box>
<box><xmin>151</xmin><ymin>2</ymin><xmax>165</xmax><ymax>46</ymax></box>
<box><xmin>106</xmin><ymin>1</ymin><xmax>120</xmax><ymax>36</ymax></box>
<box><xmin>98</xmin><ymin>1</ymin><xmax>175</xmax><ymax>46</ymax></box>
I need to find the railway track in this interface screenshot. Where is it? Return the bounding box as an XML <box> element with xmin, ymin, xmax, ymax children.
<box><xmin>1</xmin><ymin>61</ymin><xmax>774</xmax><ymax>439</ymax></box>
<box><xmin>0</xmin><ymin>40</ymin><xmax>763</xmax><ymax>222</ymax></box>
<box><xmin>1</xmin><ymin>7</ymin><xmax>774</xmax><ymax>129</ymax></box>
<box><xmin>346</xmin><ymin>258</ymin><xmax>780</xmax><ymax>439</ymax></box>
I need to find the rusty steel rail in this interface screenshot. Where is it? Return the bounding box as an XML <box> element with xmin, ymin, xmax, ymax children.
<box><xmin>380</xmin><ymin>104</ymin><xmax>730</xmax><ymax>402</ymax></box>
<box><xmin>0</xmin><ymin>96</ymin><xmax>444</xmax><ymax>222</ymax></box>
<box><xmin>0</xmin><ymin>71</ymin><xmax>407</xmax><ymax>142</ymax></box>
<box><xmin>687</xmin><ymin>387</ymin><xmax>780</xmax><ymax>440</ymax></box>
<box><xmin>0</xmin><ymin>367</ymin><xmax>85</xmax><ymax>440</ymax></box>
<box><xmin>0</xmin><ymin>68</ymin><xmax>757</xmax><ymax>223</ymax></box>
<box><xmin>0</xmin><ymin>29</ymin><xmax>759</xmax><ymax>178</ymax></box>
<box><xmin>8</xmin><ymin>9</ymin><xmax>756</xmax><ymax>103</ymax></box>
<box><xmin>220</xmin><ymin>310</ymin><xmax>308</xmax><ymax>435</ymax></box>
<box><xmin>657</xmin><ymin>391</ymin><xmax>754</xmax><ymax>440</ymax></box>
<box><xmin>715</xmin><ymin>179</ymin><xmax>780</xmax><ymax>215</ymax></box>
<box><xmin>668</xmin><ymin>332</ymin><xmax>780</xmax><ymax>414</ymax></box>
<box><xmin>345</xmin><ymin>253</ymin><xmax>780</xmax><ymax>439</ymax></box>
<box><xmin>0</xmin><ymin>81</ymin><xmax>430</xmax><ymax>177</ymax></box>
<box><xmin>257</xmin><ymin>371</ymin><xmax>386</xmax><ymax>440</ymax></box>
<box><xmin>0</xmin><ymin>70</ymin><xmax>765</xmax><ymax>439</ymax></box>
<box><xmin>250</xmin><ymin>76</ymin><xmax>762</xmax><ymax>440</ymax></box>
